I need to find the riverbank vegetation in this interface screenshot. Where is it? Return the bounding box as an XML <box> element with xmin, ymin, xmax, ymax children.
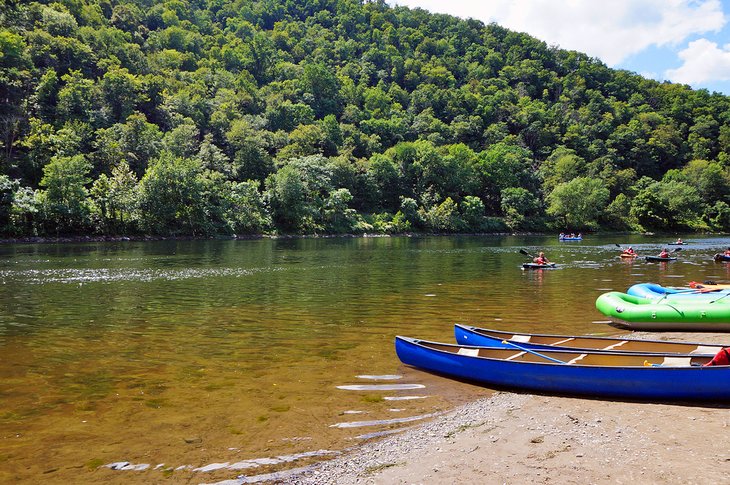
<box><xmin>2</xmin><ymin>0</ymin><xmax>730</xmax><ymax>237</ymax></box>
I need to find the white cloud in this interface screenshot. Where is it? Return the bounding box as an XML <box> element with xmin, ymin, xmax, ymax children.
<box><xmin>665</xmin><ymin>38</ymin><xmax>730</xmax><ymax>84</ymax></box>
<box><xmin>392</xmin><ymin>0</ymin><xmax>725</xmax><ymax>66</ymax></box>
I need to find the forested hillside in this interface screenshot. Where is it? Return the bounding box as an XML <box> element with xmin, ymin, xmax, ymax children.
<box><xmin>2</xmin><ymin>0</ymin><xmax>730</xmax><ymax>237</ymax></box>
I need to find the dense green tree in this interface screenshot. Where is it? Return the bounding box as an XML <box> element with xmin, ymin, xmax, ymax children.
<box><xmin>546</xmin><ymin>177</ymin><xmax>609</xmax><ymax>230</ymax></box>
<box><xmin>100</xmin><ymin>67</ymin><xmax>142</xmax><ymax>122</ymax></box>
<box><xmin>0</xmin><ymin>174</ymin><xmax>19</xmax><ymax>232</ymax></box>
<box><xmin>422</xmin><ymin>196</ymin><xmax>461</xmax><ymax>232</ymax></box>
<box><xmin>300</xmin><ymin>62</ymin><xmax>342</xmax><ymax>118</ymax></box>
<box><xmin>265</xmin><ymin>163</ymin><xmax>312</xmax><ymax>233</ymax></box>
<box><xmin>476</xmin><ymin>141</ymin><xmax>537</xmax><ymax>212</ymax></box>
<box><xmin>630</xmin><ymin>178</ymin><xmax>704</xmax><ymax>230</ymax></box>
<box><xmin>221</xmin><ymin>180</ymin><xmax>272</xmax><ymax>235</ymax></box>
<box><xmin>3</xmin><ymin>0</ymin><xmax>730</xmax><ymax>237</ymax></box>
<box><xmin>136</xmin><ymin>152</ymin><xmax>210</xmax><ymax>235</ymax></box>
<box><xmin>37</xmin><ymin>154</ymin><xmax>92</xmax><ymax>234</ymax></box>
<box><xmin>89</xmin><ymin>160</ymin><xmax>138</xmax><ymax>234</ymax></box>
<box><xmin>500</xmin><ymin>187</ymin><xmax>541</xmax><ymax>230</ymax></box>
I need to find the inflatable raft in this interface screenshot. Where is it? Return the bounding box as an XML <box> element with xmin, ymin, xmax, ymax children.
<box><xmin>626</xmin><ymin>283</ymin><xmax>730</xmax><ymax>302</ymax></box>
<box><xmin>595</xmin><ymin>291</ymin><xmax>730</xmax><ymax>330</ymax></box>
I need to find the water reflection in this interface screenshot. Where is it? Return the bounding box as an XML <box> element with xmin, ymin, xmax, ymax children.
<box><xmin>1</xmin><ymin>235</ymin><xmax>730</xmax><ymax>482</ymax></box>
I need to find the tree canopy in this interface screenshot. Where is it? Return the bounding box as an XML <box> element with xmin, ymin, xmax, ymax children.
<box><xmin>1</xmin><ymin>0</ymin><xmax>730</xmax><ymax>237</ymax></box>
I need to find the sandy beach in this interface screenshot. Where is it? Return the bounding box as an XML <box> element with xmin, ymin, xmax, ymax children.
<box><xmin>282</xmin><ymin>331</ymin><xmax>730</xmax><ymax>485</ymax></box>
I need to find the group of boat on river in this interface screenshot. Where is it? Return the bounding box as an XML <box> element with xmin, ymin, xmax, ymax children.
<box><xmin>524</xmin><ymin>236</ymin><xmax>730</xmax><ymax>269</ymax></box>
<box><xmin>396</xmin><ymin>237</ymin><xmax>730</xmax><ymax>403</ymax></box>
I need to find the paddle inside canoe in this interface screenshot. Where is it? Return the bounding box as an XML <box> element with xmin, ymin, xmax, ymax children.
<box><xmin>453</xmin><ymin>324</ymin><xmax>724</xmax><ymax>355</ymax></box>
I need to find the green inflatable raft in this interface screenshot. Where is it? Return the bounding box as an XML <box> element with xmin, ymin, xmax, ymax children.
<box><xmin>595</xmin><ymin>291</ymin><xmax>730</xmax><ymax>331</ymax></box>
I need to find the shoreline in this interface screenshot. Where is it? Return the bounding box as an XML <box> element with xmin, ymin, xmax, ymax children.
<box><xmin>0</xmin><ymin>230</ymin><xmax>699</xmax><ymax>246</ymax></box>
<box><xmin>0</xmin><ymin>232</ymin><xmax>526</xmax><ymax>246</ymax></box>
<box><xmin>264</xmin><ymin>330</ymin><xmax>730</xmax><ymax>485</ymax></box>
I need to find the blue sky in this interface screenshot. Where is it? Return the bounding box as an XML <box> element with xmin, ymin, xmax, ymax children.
<box><xmin>391</xmin><ymin>0</ymin><xmax>730</xmax><ymax>95</ymax></box>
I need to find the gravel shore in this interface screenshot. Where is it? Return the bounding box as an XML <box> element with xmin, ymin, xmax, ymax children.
<box><xmin>278</xmin><ymin>331</ymin><xmax>730</xmax><ymax>485</ymax></box>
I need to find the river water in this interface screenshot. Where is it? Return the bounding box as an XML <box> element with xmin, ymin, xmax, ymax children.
<box><xmin>1</xmin><ymin>234</ymin><xmax>729</xmax><ymax>483</ymax></box>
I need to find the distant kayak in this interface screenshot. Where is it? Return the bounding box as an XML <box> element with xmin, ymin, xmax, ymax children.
<box><xmin>668</xmin><ymin>242</ymin><xmax>686</xmax><ymax>245</ymax></box>
<box><xmin>558</xmin><ymin>237</ymin><xmax>582</xmax><ymax>241</ymax></box>
<box><xmin>645</xmin><ymin>256</ymin><xmax>677</xmax><ymax>262</ymax></box>
<box><xmin>522</xmin><ymin>262</ymin><xmax>556</xmax><ymax>269</ymax></box>
<box><xmin>619</xmin><ymin>252</ymin><xmax>637</xmax><ymax>259</ymax></box>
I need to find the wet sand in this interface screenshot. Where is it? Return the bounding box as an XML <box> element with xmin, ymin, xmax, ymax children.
<box><xmin>283</xmin><ymin>331</ymin><xmax>730</xmax><ymax>484</ymax></box>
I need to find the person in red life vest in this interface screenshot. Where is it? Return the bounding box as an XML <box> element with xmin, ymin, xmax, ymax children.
<box><xmin>533</xmin><ymin>251</ymin><xmax>550</xmax><ymax>265</ymax></box>
<box><xmin>623</xmin><ymin>246</ymin><xmax>635</xmax><ymax>255</ymax></box>
<box><xmin>659</xmin><ymin>248</ymin><xmax>669</xmax><ymax>258</ymax></box>
<box><xmin>703</xmin><ymin>348</ymin><xmax>730</xmax><ymax>366</ymax></box>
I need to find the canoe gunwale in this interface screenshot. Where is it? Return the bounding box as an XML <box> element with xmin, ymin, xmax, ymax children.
<box><xmin>453</xmin><ymin>324</ymin><xmax>724</xmax><ymax>354</ymax></box>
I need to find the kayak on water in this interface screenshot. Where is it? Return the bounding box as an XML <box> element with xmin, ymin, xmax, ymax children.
<box><xmin>619</xmin><ymin>252</ymin><xmax>637</xmax><ymax>258</ymax></box>
<box><xmin>522</xmin><ymin>262</ymin><xmax>556</xmax><ymax>269</ymax></box>
<box><xmin>645</xmin><ymin>256</ymin><xmax>677</xmax><ymax>262</ymax></box>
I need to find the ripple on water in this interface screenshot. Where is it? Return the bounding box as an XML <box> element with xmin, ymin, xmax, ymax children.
<box><xmin>355</xmin><ymin>374</ymin><xmax>401</xmax><ymax>380</ymax></box>
<box><xmin>329</xmin><ymin>412</ymin><xmax>437</xmax><ymax>428</ymax></box>
<box><xmin>336</xmin><ymin>384</ymin><xmax>425</xmax><ymax>391</ymax></box>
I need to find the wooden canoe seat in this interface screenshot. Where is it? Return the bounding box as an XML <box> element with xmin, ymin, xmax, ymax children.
<box><xmin>511</xmin><ymin>335</ymin><xmax>531</xmax><ymax>343</ymax></box>
<box><xmin>691</xmin><ymin>346</ymin><xmax>721</xmax><ymax>354</ymax></box>
<box><xmin>661</xmin><ymin>356</ymin><xmax>692</xmax><ymax>366</ymax></box>
<box><xmin>457</xmin><ymin>348</ymin><xmax>480</xmax><ymax>357</ymax></box>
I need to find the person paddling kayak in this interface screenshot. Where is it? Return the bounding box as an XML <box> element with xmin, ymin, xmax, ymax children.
<box><xmin>533</xmin><ymin>252</ymin><xmax>550</xmax><ymax>265</ymax></box>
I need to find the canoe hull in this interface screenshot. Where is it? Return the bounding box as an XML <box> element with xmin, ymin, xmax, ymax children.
<box><xmin>645</xmin><ymin>256</ymin><xmax>677</xmax><ymax>262</ymax></box>
<box><xmin>395</xmin><ymin>337</ymin><xmax>730</xmax><ymax>401</ymax></box>
<box><xmin>596</xmin><ymin>291</ymin><xmax>730</xmax><ymax>331</ymax></box>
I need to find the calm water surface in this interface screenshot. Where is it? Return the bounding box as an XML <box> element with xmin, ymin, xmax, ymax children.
<box><xmin>2</xmin><ymin>234</ymin><xmax>730</xmax><ymax>483</ymax></box>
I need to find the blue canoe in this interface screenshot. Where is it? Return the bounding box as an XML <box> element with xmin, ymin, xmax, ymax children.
<box><xmin>395</xmin><ymin>336</ymin><xmax>730</xmax><ymax>401</ymax></box>
<box><xmin>453</xmin><ymin>324</ymin><xmax>724</xmax><ymax>355</ymax></box>
<box><xmin>559</xmin><ymin>237</ymin><xmax>582</xmax><ymax>241</ymax></box>
<box><xmin>627</xmin><ymin>283</ymin><xmax>730</xmax><ymax>301</ymax></box>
